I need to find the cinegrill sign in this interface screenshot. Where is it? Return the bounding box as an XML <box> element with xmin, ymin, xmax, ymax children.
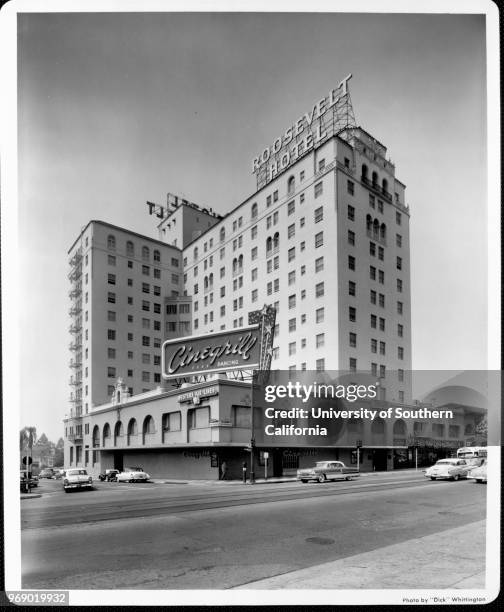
<box><xmin>162</xmin><ymin>325</ymin><xmax>261</xmax><ymax>379</ymax></box>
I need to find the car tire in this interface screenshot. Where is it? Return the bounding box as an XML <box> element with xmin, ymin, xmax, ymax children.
<box><xmin>317</xmin><ymin>474</ymin><xmax>326</xmax><ymax>483</ymax></box>
<box><xmin>475</xmin><ymin>479</ymin><xmax>481</xmax><ymax>483</ymax></box>
<box><xmin>452</xmin><ymin>474</ymin><xmax>459</xmax><ymax>481</ymax></box>
<box><xmin>430</xmin><ymin>477</ymin><xmax>436</xmax><ymax>480</ymax></box>
<box><xmin>300</xmin><ymin>479</ymin><xmax>308</xmax><ymax>483</ymax></box>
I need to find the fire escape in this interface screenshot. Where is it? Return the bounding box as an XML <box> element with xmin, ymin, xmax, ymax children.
<box><xmin>68</xmin><ymin>248</ymin><xmax>84</xmax><ymax>443</ymax></box>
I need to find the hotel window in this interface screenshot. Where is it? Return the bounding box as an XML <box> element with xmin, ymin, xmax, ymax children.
<box><xmin>379</xmin><ymin>293</ymin><xmax>385</xmax><ymax>308</ymax></box>
<box><xmin>154</xmin><ymin>338</ymin><xmax>161</xmax><ymax>348</ymax></box>
<box><xmin>273</xmin><ymin>190</ymin><xmax>278</xmax><ymax>202</ymax></box>
<box><xmin>398</xmin><ymin>390</ymin><xmax>405</xmax><ymax>403</ymax></box>
<box><xmin>379</xmin><ymin>317</ymin><xmax>385</xmax><ymax>331</ymax></box>
<box><xmin>301</xmin><ymin>338</ymin><xmax>306</xmax><ymax>348</ymax></box>
<box><xmin>172</xmin><ymin>273</ymin><xmax>179</xmax><ymax>284</ymax></box>
<box><xmin>378</xmin><ymin>270</ymin><xmax>384</xmax><ymax>284</ymax></box>
<box><xmin>347</xmin><ymin>180</ymin><xmax>354</xmax><ymax>195</ymax></box>
<box><xmin>348</xmin><ymin>255</ymin><xmax>355</xmax><ymax>271</ymax></box>
<box><xmin>371</xmin><ymin>314</ymin><xmax>377</xmax><ymax>328</ymax></box>
<box><xmin>142</xmin><ymin>318</ymin><xmax>150</xmax><ymax>329</ymax></box>
<box><xmin>108</xmin><ymin>366</ymin><xmax>116</xmax><ymax>378</ymax></box>
<box><xmin>251</xmin><ymin>247</ymin><xmax>258</xmax><ymax>260</ymax></box>
<box><xmin>172</xmin><ymin>257</ymin><xmax>179</xmax><ymax>267</ymax></box>
<box><xmin>107</xmin><ymin>235</ymin><xmax>116</xmax><ymax>250</ymax></box>
<box><xmin>314</xmin><ymin>181</ymin><xmax>323</xmax><ymax>198</ymax></box>
<box><xmin>378</xmin><ymin>246</ymin><xmax>384</xmax><ymax>261</ymax></box>
<box><xmin>378</xmin><ymin>200</ymin><xmax>384</xmax><ymax>214</ymax></box>
<box><xmin>166</xmin><ymin>304</ymin><xmax>177</xmax><ymax>315</ymax></box>
<box><xmin>370</xmin><ymin>266</ymin><xmax>376</xmax><ymax>280</ymax></box>
<box><xmin>283</xmin><ymin>200</ymin><xmax>294</xmax><ymax>217</ymax></box>
<box><xmin>218</xmin><ymin>266</ymin><xmax>224</xmax><ymax>279</ymax></box>
<box><xmin>371</xmin><ymin>363</ymin><xmax>378</xmax><ymax>376</ymax></box>
<box><xmin>316</xmin><ymin>282</ymin><xmax>325</xmax><ymax>298</ymax></box>
<box><xmin>142</xmin><ymin>301</ymin><xmax>150</xmax><ymax>311</ymax></box>
<box><xmin>128</xmin><ymin>261</ymin><xmax>133</xmax><ymax>269</ymax></box>
<box><xmin>267</xmin><ymin>259</ymin><xmax>272</xmax><ymax>274</ymax></box>
<box><xmin>288</xmin><ymin>294</ymin><xmax>296</xmax><ymax>309</ymax></box>
<box><xmin>251</xmin><ymin>202</ymin><xmax>258</xmax><ymax>219</ymax></box>
<box><xmin>316</xmin><ymin>307</ymin><xmax>324</xmax><ymax>323</ymax></box>
<box><xmin>266</xmin><ymin>195</ymin><xmax>272</xmax><ymax>208</ymax></box>
<box><xmin>300</xmin><ymin>170</ymin><xmax>305</xmax><ymax>181</ymax></box>
<box><xmin>154</xmin><ymin>269</ymin><xmax>161</xmax><ymax>279</ymax></box>
<box><xmin>396</xmin><ymin>234</ymin><xmax>402</xmax><ymax>248</ymax></box>
<box><xmin>194</xmin><ymin>283</ymin><xmax>198</xmax><ymax>294</ymax></box>
<box><xmin>318</xmin><ymin>158</ymin><xmax>326</xmax><ymax>171</ymax></box>
<box><xmin>220</xmin><ymin>305</ymin><xmax>226</xmax><ymax>317</ymax></box>
<box><xmin>300</xmin><ymin>241</ymin><xmax>306</xmax><ymax>252</ymax></box>
<box><xmin>274</xmin><ymin>256</ymin><xmax>279</xmax><ymax>269</ymax></box>
<box><xmin>398</xmin><ymin>369</ymin><xmax>404</xmax><ymax>382</ymax></box>
<box><xmin>154</xmin><ymin>321</ymin><xmax>161</xmax><ymax>331</ymax></box>
<box><xmin>153</xmin><ymin>249</ymin><xmax>161</xmax><ymax>262</ymax></box>
<box><xmin>107</xmin><ymin>311</ymin><xmax>116</xmax><ymax>322</ymax></box>
<box><xmin>194</xmin><ymin>266</ymin><xmax>199</xmax><ymax>277</ymax></box>
<box><xmin>301</xmin><ymin>265</ymin><xmax>306</xmax><ymax>276</ymax></box>
<box><xmin>315</xmin><ymin>232</ymin><xmax>324</xmax><ymax>248</ymax></box>
<box><xmin>349</xmin><ymin>306</ymin><xmax>356</xmax><ymax>322</ymax></box>
<box><xmin>108</xmin><ymin>255</ymin><xmax>116</xmax><ymax>266</ymax></box>
<box><xmin>194</xmin><ymin>319</ymin><xmax>199</xmax><ymax>330</ymax></box>
<box><xmin>316</xmin><ymin>333</ymin><xmax>325</xmax><ymax>348</ymax></box>
<box><xmin>108</xmin><ymin>348</ymin><xmax>116</xmax><ymax>359</ymax></box>
<box><xmin>142</xmin><ymin>371</ymin><xmax>150</xmax><ymax>383</ymax></box>
<box><xmin>369</xmin><ymin>194</ymin><xmax>375</xmax><ymax>209</ymax></box>
<box><xmin>167</xmin><ymin>322</ymin><xmax>176</xmax><ymax>332</ymax></box>
<box><xmin>153</xmin><ymin>303</ymin><xmax>161</xmax><ymax>314</ymax></box>
<box><xmin>348</xmin><ymin>230</ymin><xmax>355</xmax><ymax>246</ymax></box>
<box><xmin>300</xmin><ymin>314</ymin><xmax>306</xmax><ymax>324</ymax></box>
<box><xmin>288</xmin><ymin>247</ymin><xmax>295</xmax><ymax>262</ymax></box>
<box><xmin>347</xmin><ymin>205</ymin><xmax>355</xmax><ymax>221</ymax></box>
<box><xmin>142</xmin><ymin>246</ymin><xmax>150</xmax><ymax>261</ymax></box>
<box><xmin>348</xmin><ymin>332</ymin><xmax>356</xmax><ymax>348</ymax></box>
<box><xmin>288</xmin><ymin>224</ymin><xmax>295</xmax><ymax>239</ymax></box>
<box><xmin>398</xmin><ymin>347</ymin><xmax>404</xmax><ymax>360</ymax></box>
<box><xmin>220</xmin><ymin>247</ymin><xmax>225</xmax><ymax>260</ymax></box>
<box><xmin>397</xmin><ymin>279</ymin><xmax>403</xmax><ymax>293</ymax></box>
<box><xmin>289</xmin><ymin>342</ymin><xmax>296</xmax><ymax>356</ymax></box>
<box><xmin>396</xmin><ymin>211</ymin><xmax>402</xmax><ymax>225</ymax></box>
<box><xmin>397</xmin><ymin>301</ymin><xmax>403</xmax><ymax>315</ymax></box>
<box><xmin>314</xmin><ymin>207</ymin><xmax>323</xmax><ymax>223</ymax></box>
<box><xmin>397</xmin><ymin>256</ymin><xmax>402</xmax><ymax>270</ymax></box>
<box><xmin>380</xmin><ymin>365</ymin><xmax>386</xmax><ymax>379</ymax></box>
<box><xmin>267</xmin><ymin>282</ymin><xmax>272</xmax><ymax>296</ymax></box>
<box><xmin>142</xmin><ymin>283</ymin><xmax>150</xmax><ymax>294</ymax></box>
<box><xmin>108</xmin><ymin>292</ymin><xmax>116</xmax><ymax>304</ymax></box>
<box><xmin>398</xmin><ymin>323</ymin><xmax>404</xmax><ymax>337</ymax></box>
<box><xmin>127</xmin><ymin>332</ymin><xmax>133</xmax><ymax>341</ymax></box>
<box><xmin>300</xmin><ymin>193</ymin><xmax>305</xmax><ymax>204</ymax></box>
<box><xmin>370</xmin><ymin>242</ymin><xmax>376</xmax><ymax>256</ymax></box>
<box><xmin>288</xmin><ymin>271</ymin><xmax>296</xmax><ymax>285</ymax></box>
<box><xmin>251</xmin><ymin>225</ymin><xmax>258</xmax><ymax>239</ymax></box>
<box><xmin>379</xmin><ymin>341</ymin><xmax>385</xmax><ymax>355</ymax></box>
<box><xmin>370</xmin><ymin>290</ymin><xmax>377</xmax><ymax>304</ymax></box>
<box><xmin>153</xmin><ymin>286</ymin><xmax>161</xmax><ymax>296</ymax></box>
<box><xmin>315</xmin><ymin>257</ymin><xmax>324</xmax><ymax>273</ymax></box>
<box><xmin>371</xmin><ymin>338</ymin><xmax>378</xmax><ymax>353</ymax></box>
<box><xmin>142</xmin><ymin>336</ymin><xmax>150</xmax><ymax>347</ymax></box>
<box><xmin>316</xmin><ymin>358</ymin><xmax>325</xmax><ymax>372</ymax></box>
<box><xmin>289</xmin><ymin>318</ymin><xmax>296</xmax><ymax>332</ymax></box>
<box><xmin>349</xmin><ymin>358</ymin><xmax>357</xmax><ymax>372</ymax></box>
<box><xmin>273</xmin><ymin>212</ymin><xmax>279</xmax><ymax>225</ymax></box>
<box><xmin>220</xmin><ymin>286</ymin><xmax>225</xmax><ymax>298</ymax></box>
<box><xmin>142</xmin><ymin>353</ymin><xmax>150</xmax><ymax>364</ymax></box>
<box><xmin>349</xmin><ymin>281</ymin><xmax>356</xmax><ymax>296</ymax></box>
<box><xmin>252</xmin><ymin>289</ymin><xmax>258</xmax><ymax>302</ymax></box>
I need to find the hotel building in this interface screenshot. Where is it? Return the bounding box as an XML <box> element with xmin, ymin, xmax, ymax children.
<box><xmin>64</xmin><ymin>79</ymin><xmax>483</xmax><ymax>477</ymax></box>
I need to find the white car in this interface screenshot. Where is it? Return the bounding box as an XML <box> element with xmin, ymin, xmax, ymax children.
<box><xmin>425</xmin><ymin>458</ymin><xmax>470</xmax><ymax>481</ymax></box>
<box><xmin>62</xmin><ymin>468</ymin><xmax>93</xmax><ymax>492</ymax></box>
<box><xmin>468</xmin><ymin>460</ymin><xmax>487</xmax><ymax>483</ymax></box>
<box><xmin>116</xmin><ymin>467</ymin><xmax>150</xmax><ymax>483</ymax></box>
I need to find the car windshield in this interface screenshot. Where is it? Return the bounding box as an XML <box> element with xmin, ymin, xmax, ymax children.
<box><xmin>68</xmin><ymin>469</ymin><xmax>87</xmax><ymax>475</ymax></box>
<box><xmin>435</xmin><ymin>460</ymin><xmax>456</xmax><ymax>465</ymax></box>
<box><xmin>315</xmin><ymin>462</ymin><xmax>329</xmax><ymax>467</ymax></box>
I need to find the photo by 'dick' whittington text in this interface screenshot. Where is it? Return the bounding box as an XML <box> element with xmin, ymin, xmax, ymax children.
<box><xmin>251</xmin><ymin>371</ymin><xmax>457</xmax><ymax>447</ymax></box>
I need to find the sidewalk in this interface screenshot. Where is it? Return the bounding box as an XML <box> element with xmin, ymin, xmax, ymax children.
<box><xmin>234</xmin><ymin>520</ymin><xmax>486</xmax><ymax>590</ymax></box>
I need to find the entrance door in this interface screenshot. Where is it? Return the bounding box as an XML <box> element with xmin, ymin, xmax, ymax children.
<box><xmin>113</xmin><ymin>451</ymin><xmax>123</xmax><ymax>472</ymax></box>
<box><xmin>372</xmin><ymin>449</ymin><xmax>388</xmax><ymax>471</ymax></box>
<box><xmin>272</xmin><ymin>449</ymin><xmax>283</xmax><ymax>477</ymax></box>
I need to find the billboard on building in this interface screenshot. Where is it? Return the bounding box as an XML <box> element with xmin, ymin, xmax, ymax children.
<box><xmin>162</xmin><ymin>325</ymin><xmax>261</xmax><ymax>379</ymax></box>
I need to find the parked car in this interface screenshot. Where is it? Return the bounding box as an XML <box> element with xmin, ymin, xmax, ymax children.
<box><xmin>468</xmin><ymin>460</ymin><xmax>487</xmax><ymax>483</ymax></box>
<box><xmin>116</xmin><ymin>467</ymin><xmax>150</xmax><ymax>483</ymax></box>
<box><xmin>53</xmin><ymin>469</ymin><xmax>65</xmax><ymax>479</ymax></box>
<box><xmin>297</xmin><ymin>461</ymin><xmax>360</xmax><ymax>483</ymax></box>
<box><xmin>62</xmin><ymin>468</ymin><xmax>93</xmax><ymax>492</ymax></box>
<box><xmin>39</xmin><ymin>468</ymin><xmax>55</xmax><ymax>479</ymax></box>
<box><xmin>98</xmin><ymin>469</ymin><xmax>120</xmax><ymax>482</ymax></box>
<box><xmin>424</xmin><ymin>458</ymin><xmax>470</xmax><ymax>481</ymax></box>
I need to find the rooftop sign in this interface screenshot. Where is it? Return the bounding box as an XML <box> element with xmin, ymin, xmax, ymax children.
<box><xmin>252</xmin><ymin>74</ymin><xmax>354</xmax><ymax>190</ymax></box>
<box><xmin>162</xmin><ymin>326</ymin><xmax>260</xmax><ymax>379</ymax></box>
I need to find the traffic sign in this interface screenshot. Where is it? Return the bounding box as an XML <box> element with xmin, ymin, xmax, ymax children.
<box><xmin>22</xmin><ymin>456</ymin><xmax>32</xmax><ymax>465</ymax></box>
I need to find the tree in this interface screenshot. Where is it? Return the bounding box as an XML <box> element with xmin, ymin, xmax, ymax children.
<box><xmin>19</xmin><ymin>426</ymin><xmax>37</xmax><ymax>454</ymax></box>
<box><xmin>37</xmin><ymin>433</ymin><xmax>49</xmax><ymax>445</ymax></box>
<box><xmin>475</xmin><ymin>416</ymin><xmax>487</xmax><ymax>444</ymax></box>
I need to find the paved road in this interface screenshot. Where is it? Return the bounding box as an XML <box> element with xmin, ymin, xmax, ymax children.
<box><xmin>22</xmin><ymin>475</ymin><xmax>486</xmax><ymax>589</ymax></box>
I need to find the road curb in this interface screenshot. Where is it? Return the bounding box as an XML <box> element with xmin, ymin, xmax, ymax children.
<box><xmin>20</xmin><ymin>493</ymin><xmax>42</xmax><ymax>500</ymax></box>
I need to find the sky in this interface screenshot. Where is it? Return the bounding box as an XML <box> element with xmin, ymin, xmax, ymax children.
<box><xmin>5</xmin><ymin>8</ymin><xmax>494</xmax><ymax>441</ymax></box>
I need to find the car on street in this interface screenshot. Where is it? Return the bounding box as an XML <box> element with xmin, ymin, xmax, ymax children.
<box><xmin>424</xmin><ymin>458</ymin><xmax>470</xmax><ymax>481</ymax></box>
<box><xmin>62</xmin><ymin>468</ymin><xmax>93</xmax><ymax>492</ymax></box>
<box><xmin>39</xmin><ymin>468</ymin><xmax>55</xmax><ymax>479</ymax></box>
<box><xmin>98</xmin><ymin>469</ymin><xmax>120</xmax><ymax>482</ymax></box>
<box><xmin>468</xmin><ymin>460</ymin><xmax>487</xmax><ymax>483</ymax></box>
<box><xmin>116</xmin><ymin>467</ymin><xmax>151</xmax><ymax>483</ymax></box>
<box><xmin>297</xmin><ymin>461</ymin><xmax>360</xmax><ymax>483</ymax></box>
<box><xmin>53</xmin><ymin>469</ymin><xmax>65</xmax><ymax>479</ymax></box>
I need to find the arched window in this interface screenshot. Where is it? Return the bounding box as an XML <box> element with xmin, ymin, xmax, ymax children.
<box><xmin>204</xmin><ymin>275</ymin><xmax>209</xmax><ymax>290</ymax></box>
<box><xmin>380</xmin><ymin>223</ymin><xmax>387</xmax><ymax>241</ymax></box>
<box><xmin>382</xmin><ymin>178</ymin><xmax>388</xmax><ymax>195</ymax></box>
<box><xmin>107</xmin><ymin>235</ymin><xmax>116</xmax><ymax>251</ymax></box>
<box><xmin>273</xmin><ymin>232</ymin><xmax>279</xmax><ymax>250</ymax></box>
<box><xmin>371</xmin><ymin>417</ymin><xmax>385</xmax><ymax>435</ymax></box>
<box><xmin>193</xmin><ymin>247</ymin><xmax>198</xmax><ymax>261</ymax></box>
<box><xmin>366</xmin><ymin>214</ymin><xmax>373</xmax><ymax>232</ymax></box>
<box><xmin>114</xmin><ymin>421</ymin><xmax>124</xmax><ymax>445</ymax></box>
<box><xmin>92</xmin><ymin>425</ymin><xmax>100</xmax><ymax>448</ymax></box>
<box><xmin>251</xmin><ymin>202</ymin><xmax>258</xmax><ymax>219</ymax></box>
<box><xmin>361</xmin><ymin>164</ymin><xmax>368</xmax><ymax>182</ymax></box>
<box><xmin>266</xmin><ymin>237</ymin><xmax>272</xmax><ymax>254</ymax></box>
<box><xmin>143</xmin><ymin>415</ymin><xmax>155</xmax><ymax>443</ymax></box>
<box><xmin>238</xmin><ymin>255</ymin><xmax>243</xmax><ymax>273</ymax></box>
<box><xmin>127</xmin><ymin>418</ymin><xmax>138</xmax><ymax>445</ymax></box>
<box><xmin>102</xmin><ymin>422</ymin><xmax>111</xmax><ymax>446</ymax></box>
<box><xmin>287</xmin><ymin>175</ymin><xmax>295</xmax><ymax>195</ymax></box>
<box><xmin>372</xmin><ymin>171</ymin><xmax>378</xmax><ymax>187</ymax></box>
<box><xmin>209</xmin><ymin>272</ymin><xmax>214</xmax><ymax>287</ymax></box>
<box><xmin>220</xmin><ymin>227</ymin><xmax>225</xmax><ymax>243</ymax></box>
<box><xmin>153</xmin><ymin>249</ymin><xmax>161</xmax><ymax>262</ymax></box>
<box><xmin>232</xmin><ymin>258</ymin><xmax>238</xmax><ymax>274</ymax></box>
<box><xmin>393</xmin><ymin>419</ymin><xmax>407</xmax><ymax>436</ymax></box>
<box><xmin>126</xmin><ymin>241</ymin><xmax>134</xmax><ymax>257</ymax></box>
<box><xmin>142</xmin><ymin>246</ymin><xmax>150</xmax><ymax>261</ymax></box>
<box><xmin>373</xmin><ymin>218</ymin><xmax>380</xmax><ymax>239</ymax></box>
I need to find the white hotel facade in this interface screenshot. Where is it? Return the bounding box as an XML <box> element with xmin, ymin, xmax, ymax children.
<box><xmin>65</xmin><ymin>79</ymin><xmax>477</xmax><ymax>480</ymax></box>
